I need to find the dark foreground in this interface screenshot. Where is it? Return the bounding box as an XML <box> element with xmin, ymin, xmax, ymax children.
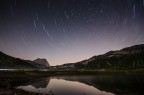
<box><xmin>0</xmin><ymin>69</ymin><xmax>144</xmax><ymax>78</ymax></box>
<box><xmin>0</xmin><ymin>70</ymin><xmax>144</xmax><ymax>95</ymax></box>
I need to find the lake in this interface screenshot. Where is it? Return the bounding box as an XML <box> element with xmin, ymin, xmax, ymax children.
<box><xmin>0</xmin><ymin>75</ymin><xmax>144</xmax><ymax>95</ymax></box>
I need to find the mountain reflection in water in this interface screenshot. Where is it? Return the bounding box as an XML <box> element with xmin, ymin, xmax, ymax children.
<box><xmin>16</xmin><ymin>75</ymin><xmax>144</xmax><ymax>95</ymax></box>
<box><xmin>17</xmin><ymin>77</ymin><xmax>114</xmax><ymax>95</ymax></box>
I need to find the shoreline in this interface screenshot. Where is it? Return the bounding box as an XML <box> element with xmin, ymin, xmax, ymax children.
<box><xmin>0</xmin><ymin>69</ymin><xmax>144</xmax><ymax>78</ymax></box>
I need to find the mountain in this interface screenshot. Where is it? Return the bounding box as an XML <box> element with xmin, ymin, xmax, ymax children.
<box><xmin>53</xmin><ymin>44</ymin><xmax>144</xmax><ymax>69</ymax></box>
<box><xmin>0</xmin><ymin>51</ymin><xmax>50</xmax><ymax>69</ymax></box>
<box><xmin>33</xmin><ymin>58</ymin><xmax>50</xmax><ymax>68</ymax></box>
<box><xmin>75</xmin><ymin>44</ymin><xmax>144</xmax><ymax>69</ymax></box>
<box><xmin>0</xmin><ymin>51</ymin><xmax>37</xmax><ymax>69</ymax></box>
<box><xmin>1</xmin><ymin>44</ymin><xmax>144</xmax><ymax>70</ymax></box>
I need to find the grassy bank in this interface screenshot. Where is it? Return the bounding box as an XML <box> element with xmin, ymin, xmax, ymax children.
<box><xmin>0</xmin><ymin>69</ymin><xmax>144</xmax><ymax>78</ymax></box>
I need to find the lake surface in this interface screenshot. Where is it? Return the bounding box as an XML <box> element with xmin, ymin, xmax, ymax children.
<box><xmin>17</xmin><ymin>76</ymin><xmax>114</xmax><ymax>95</ymax></box>
<box><xmin>0</xmin><ymin>75</ymin><xmax>144</xmax><ymax>95</ymax></box>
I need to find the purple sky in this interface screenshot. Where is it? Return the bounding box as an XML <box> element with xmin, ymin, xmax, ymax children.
<box><xmin>0</xmin><ymin>0</ymin><xmax>144</xmax><ymax>66</ymax></box>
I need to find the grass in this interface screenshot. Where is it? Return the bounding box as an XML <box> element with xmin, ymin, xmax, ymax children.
<box><xmin>0</xmin><ymin>68</ymin><xmax>144</xmax><ymax>78</ymax></box>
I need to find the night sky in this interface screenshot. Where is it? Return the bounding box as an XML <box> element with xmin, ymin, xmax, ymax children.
<box><xmin>0</xmin><ymin>0</ymin><xmax>144</xmax><ymax>66</ymax></box>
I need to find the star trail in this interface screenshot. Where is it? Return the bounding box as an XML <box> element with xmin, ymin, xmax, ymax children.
<box><xmin>0</xmin><ymin>0</ymin><xmax>144</xmax><ymax>66</ymax></box>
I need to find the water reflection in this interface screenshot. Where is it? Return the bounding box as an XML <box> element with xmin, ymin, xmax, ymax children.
<box><xmin>23</xmin><ymin>78</ymin><xmax>50</xmax><ymax>88</ymax></box>
<box><xmin>0</xmin><ymin>75</ymin><xmax>144</xmax><ymax>95</ymax></box>
<box><xmin>54</xmin><ymin>75</ymin><xmax>144</xmax><ymax>95</ymax></box>
<box><xmin>17</xmin><ymin>77</ymin><xmax>114</xmax><ymax>95</ymax></box>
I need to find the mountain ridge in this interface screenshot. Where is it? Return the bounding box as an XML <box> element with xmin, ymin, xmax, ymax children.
<box><xmin>0</xmin><ymin>51</ymin><xmax>50</xmax><ymax>69</ymax></box>
<box><xmin>53</xmin><ymin>44</ymin><xmax>144</xmax><ymax>69</ymax></box>
<box><xmin>1</xmin><ymin>44</ymin><xmax>144</xmax><ymax>69</ymax></box>
<box><xmin>33</xmin><ymin>58</ymin><xmax>50</xmax><ymax>68</ymax></box>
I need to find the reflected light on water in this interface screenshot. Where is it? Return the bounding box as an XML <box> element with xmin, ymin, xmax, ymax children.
<box><xmin>17</xmin><ymin>78</ymin><xmax>114</xmax><ymax>95</ymax></box>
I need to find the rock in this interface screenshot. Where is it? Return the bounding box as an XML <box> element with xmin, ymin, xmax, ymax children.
<box><xmin>33</xmin><ymin>58</ymin><xmax>50</xmax><ymax>67</ymax></box>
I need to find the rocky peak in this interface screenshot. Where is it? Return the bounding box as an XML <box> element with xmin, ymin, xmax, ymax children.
<box><xmin>33</xmin><ymin>58</ymin><xmax>50</xmax><ymax>67</ymax></box>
